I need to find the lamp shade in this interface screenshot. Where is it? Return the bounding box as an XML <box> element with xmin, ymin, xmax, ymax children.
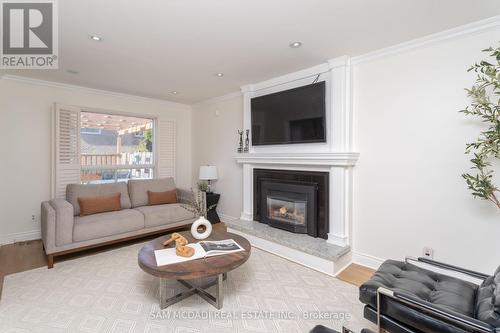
<box><xmin>199</xmin><ymin>165</ymin><xmax>218</xmax><ymax>180</ymax></box>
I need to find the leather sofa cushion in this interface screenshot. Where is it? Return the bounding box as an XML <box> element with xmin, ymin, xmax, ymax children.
<box><xmin>78</xmin><ymin>193</ymin><xmax>122</xmax><ymax>216</ymax></box>
<box><xmin>73</xmin><ymin>209</ymin><xmax>144</xmax><ymax>242</ymax></box>
<box><xmin>359</xmin><ymin>260</ymin><xmax>478</xmax><ymax>317</ymax></box>
<box><xmin>135</xmin><ymin>204</ymin><xmax>193</xmax><ymax>228</ymax></box>
<box><xmin>67</xmin><ymin>182</ymin><xmax>131</xmax><ymax>216</ymax></box>
<box><xmin>128</xmin><ymin>178</ymin><xmax>176</xmax><ymax>208</ymax></box>
<box><xmin>475</xmin><ymin>266</ymin><xmax>500</xmax><ymax>326</ymax></box>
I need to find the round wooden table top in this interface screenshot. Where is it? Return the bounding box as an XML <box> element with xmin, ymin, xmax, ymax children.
<box><xmin>138</xmin><ymin>229</ymin><xmax>251</xmax><ymax>280</ymax></box>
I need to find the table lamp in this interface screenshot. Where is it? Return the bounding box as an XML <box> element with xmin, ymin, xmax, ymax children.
<box><xmin>199</xmin><ymin>165</ymin><xmax>218</xmax><ymax>193</ymax></box>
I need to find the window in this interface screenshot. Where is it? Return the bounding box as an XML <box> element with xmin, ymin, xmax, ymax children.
<box><xmin>80</xmin><ymin>111</ymin><xmax>155</xmax><ymax>184</ymax></box>
<box><xmin>53</xmin><ymin>104</ymin><xmax>175</xmax><ymax>199</ymax></box>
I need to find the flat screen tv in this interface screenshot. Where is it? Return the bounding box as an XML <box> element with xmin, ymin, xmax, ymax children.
<box><xmin>251</xmin><ymin>81</ymin><xmax>326</xmax><ymax>146</ymax></box>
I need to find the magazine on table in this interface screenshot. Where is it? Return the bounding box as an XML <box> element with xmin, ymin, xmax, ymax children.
<box><xmin>154</xmin><ymin>239</ymin><xmax>244</xmax><ymax>266</ymax></box>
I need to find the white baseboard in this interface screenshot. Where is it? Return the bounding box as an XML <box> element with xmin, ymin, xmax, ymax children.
<box><xmin>219</xmin><ymin>213</ymin><xmax>239</xmax><ymax>224</ymax></box>
<box><xmin>352</xmin><ymin>251</ymin><xmax>384</xmax><ymax>269</ymax></box>
<box><xmin>0</xmin><ymin>230</ymin><xmax>41</xmax><ymax>246</ymax></box>
<box><xmin>327</xmin><ymin>233</ymin><xmax>348</xmax><ymax>247</ymax></box>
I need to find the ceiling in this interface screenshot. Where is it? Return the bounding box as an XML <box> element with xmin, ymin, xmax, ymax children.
<box><xmin>5</xmin><ymin>0</ymin><xmax>500</xmax><ymax>104</ymax></box>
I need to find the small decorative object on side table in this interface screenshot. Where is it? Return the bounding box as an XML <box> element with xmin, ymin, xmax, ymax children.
<box><xmin>205</xmin><ymin>192</ymin><xmax>221</xmax><ymax>224</ymax></box>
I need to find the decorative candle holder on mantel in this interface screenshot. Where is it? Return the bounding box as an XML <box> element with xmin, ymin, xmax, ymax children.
<box><xmin>237</xmin><ymin>130</ymin><xmax>244</xmax><ymax>153</ymax></box>
<box><xmin>244</xmin><ymin>129</ymin><xmax>249</xmax><ymax>153</ymax></box>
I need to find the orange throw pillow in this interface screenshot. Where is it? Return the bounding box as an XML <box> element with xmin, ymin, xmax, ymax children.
<box><xmin>148</xmin><ymin>189</ymin><xmax>177</xmax><ymax>205</ymax></box>
<box><xmin>78</xmin><ymin>193</ymin><xmax>122</xmax><ymax>216</ymax></box>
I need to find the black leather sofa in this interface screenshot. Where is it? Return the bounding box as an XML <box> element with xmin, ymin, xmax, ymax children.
<box><xmin>359</xmin><ymin>257</ymin><xmax>500</xmax><ymax>333</ymax></box>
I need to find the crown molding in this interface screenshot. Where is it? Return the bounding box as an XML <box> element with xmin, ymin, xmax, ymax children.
<box><xmin>352</xmin><ymin>15</ymin><xmax>500</xmax><ymax>65</ymax></box>
<box><xmin>327</xmin><ymin>55</ymin><xmax>350</xmax><ymax>69</ymax></box>
<box><xmin>191</xmin><ymin>91</ymin><xmax>242</xmax><ymax>108</ymax></box>
<box><xmin>1</xmin><ymin>75</ymin><xmax>191</xmax><ymax>110</ymax></box>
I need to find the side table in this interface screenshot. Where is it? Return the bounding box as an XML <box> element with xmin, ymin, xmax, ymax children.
<box><xmin>205</xmin><ymin>192</ymin><xmax>220</xmax><ymax>223</ymax></box>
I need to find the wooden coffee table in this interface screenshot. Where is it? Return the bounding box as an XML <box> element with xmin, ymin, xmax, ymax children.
<box><xmin>138</xmin><ymin>229</ymin><xmax>251</xmax><ymax>309</ymax></box>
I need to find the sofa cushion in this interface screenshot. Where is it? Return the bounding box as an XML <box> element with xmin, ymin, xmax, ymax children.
<box><xmin>135</xmin><ymin>203</ymin><xmax>193</xmax><ymax>228</ymax></box>
<box><xmin>359</xmin><ymin>260</ymin><xmax>478</xmax><ymax>317</ymax></box>
<box><xmin>78</xmin><ymin>193</ymin><xmax>122</xmax><ymax>216</ymax></box>
<box><xmin>128</xmin><ymin>178</ymin><xmax>176</xmax><ymax>208</ymax></box>
<box><xmin>475</xmin><ymin>266</ymin><xmax>500</xmax><ymax>327</ymax></box>
<box><xmin>67</xmin><ymin>182</ymin><xmax>131</xmax><ymax>216</ymax></box>
<box><xmin>73</xmin><ymin>209</ymin><xmax>144</xmax><ymax>242</ymax></box>
<box><xmin>148</xmin><ymin>189</ymin><xmax>178</xmax><ymax>206</ymax></box>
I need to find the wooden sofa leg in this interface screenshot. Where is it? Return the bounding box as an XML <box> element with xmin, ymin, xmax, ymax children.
<box><xmin>47</xmin><ymin>254</ymin><xmax>54</xmax><ymax>269</ymax></box>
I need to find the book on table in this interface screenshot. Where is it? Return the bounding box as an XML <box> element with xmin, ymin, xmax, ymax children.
<box><xmin>154</xmin><ymin>239</ymin><xmax>245</xmax><ymax>266</ymax></box>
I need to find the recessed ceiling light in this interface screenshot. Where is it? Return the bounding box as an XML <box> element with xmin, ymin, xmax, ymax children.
<box><xmin>215</xmin><ymin>73</ymin><xmax>224</xmax><ymax>77</ymax></box>
<box><xmin>90</xmin><ymin>35</ymin><xmax>102</xmax><ymax>41</ymax></box>
<box><xmin>171</xmin><ymin>91</ymin><xmax>178</xmax><ymax>95</ymax></box>
<box><xmin>66</xmin><ymin>69</ymin><xmax>79</xmax><ymax>74</ymax></box>
<box><xmin>289</xmin><ymin>41</ymin><xmax>302</xmax><ymax>48</ymax></box>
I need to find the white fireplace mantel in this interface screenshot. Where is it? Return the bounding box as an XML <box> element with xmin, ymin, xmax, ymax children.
<box><xmin>234</xmin><ymin>152</ymin><xmax>359</xmax><ymax>167</ymax></box>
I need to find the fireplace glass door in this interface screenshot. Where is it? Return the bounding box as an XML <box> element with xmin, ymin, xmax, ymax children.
<box><xmin>266</xmin><ymin>196</ymin><xmax>307</xmax><ymax>226</ymax></box>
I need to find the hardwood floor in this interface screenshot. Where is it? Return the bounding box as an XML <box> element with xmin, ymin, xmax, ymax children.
<box><xmin>337</xmin><ymin>263</ymin><xmax>376</xmax><ymax>286</ymax></box>
<box><xmin>0</xmin><ymin>240</ymin><xmax>47</xmax><ymax>297</ymax></box>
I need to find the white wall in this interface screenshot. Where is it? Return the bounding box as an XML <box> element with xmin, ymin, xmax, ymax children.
<box><xmin>352</xmin><ymin>29</ymin><xmax>500</xmax><ymax>273</ymax></box>
<box><xmin>0</xmin><ymin>78</ymin><xmax>192</xmax><ymax>243</ymax></box>
<box><xmin>192</xmin><ymin>94</ymin><xmax>243</xmax><ymax>219</ymax></box>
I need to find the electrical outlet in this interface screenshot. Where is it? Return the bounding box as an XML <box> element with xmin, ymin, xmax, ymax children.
<box><xmin>422</xmin><ymin>246</ymin><xmax>434</xmax><ymax>259</ymax></box>
<box><xmin>31</xmin><ymin>213</ymin><xmax>37</xmax><ymax>223</ymax></box>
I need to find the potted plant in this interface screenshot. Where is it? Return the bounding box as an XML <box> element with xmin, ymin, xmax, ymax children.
<box><xmin>461</xmin><ymin>45</ymin><xmax>500</xmax><ymax>209</ymax></box>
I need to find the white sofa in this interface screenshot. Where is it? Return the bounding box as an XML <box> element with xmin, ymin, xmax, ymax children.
<box><xmin>41</xmin><ymin>177</ymin><xmax>196</xmax><ymax>268</ymax></box>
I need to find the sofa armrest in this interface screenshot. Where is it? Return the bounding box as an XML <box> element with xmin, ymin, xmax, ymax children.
<box><xmin>49</xmin><ymin>199</ymin><xmax>75</xmax><ymax>247</ymax></box>
<box><xmin>41</xmin><ymin>201</ymin><xmax>56</xmax><ymax>253</ymax></box>
<box><xmin>405</xmin><ymin>256</ymin><xmax>489</xmax><ymax>280</ymax></box>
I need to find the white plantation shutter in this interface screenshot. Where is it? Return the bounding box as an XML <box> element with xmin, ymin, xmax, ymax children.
<box><xmin>157</xmin><ymin>118</ymin><xmax>176</xmax><ymax>179</ymax></box>
<box><xmin>53</xmin><ymin>104</ymin><xmax>81</xmax><ymax>198</ymax></box>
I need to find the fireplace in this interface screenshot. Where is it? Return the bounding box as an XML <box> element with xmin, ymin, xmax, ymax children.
<box><xmin>261</xmin><ymin>179</ymin><xmax>317</xmax><ymax>235</ymax></box>
<box><xmin>254</xmin><ymin>169</ymin><xmax>328</xmax><ymax>239</ymax></box>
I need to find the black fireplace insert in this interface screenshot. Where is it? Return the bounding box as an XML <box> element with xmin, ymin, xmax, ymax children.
<box><xmin>260</xmin><ymin>179</ymin><xmax>317</xmax><ymax>235</ymax></box>
<box><xmin>253</xmin><ymin>169</ymin><xmax>329</xmax><ymax>239</ymax></box>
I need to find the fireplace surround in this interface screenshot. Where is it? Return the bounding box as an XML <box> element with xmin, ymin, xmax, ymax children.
<box><xmin>234</xmin><ymin>56</ymin><xmax>359</xmax><ymax>260</ymax></box>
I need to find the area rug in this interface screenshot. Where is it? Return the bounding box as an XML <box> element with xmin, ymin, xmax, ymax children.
<box><xmin>0</xmin><ymin>243</ymin><xmax>373</xmax><ymax>333</ymax></box>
